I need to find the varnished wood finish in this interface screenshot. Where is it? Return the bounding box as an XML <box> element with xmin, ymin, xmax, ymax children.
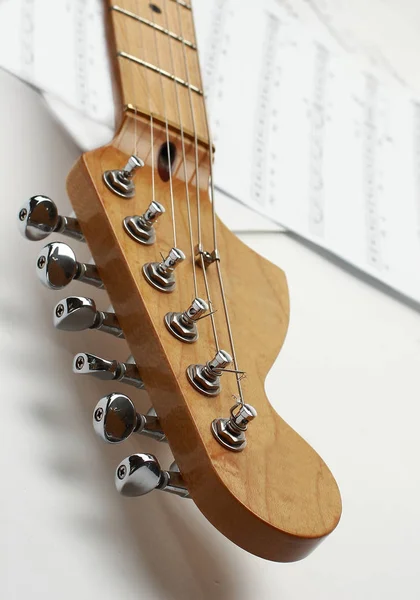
<box><xmin>67</xmin><ymin>116</ymin><xmax>341</xmax><ymax>562</ymax></box>
<box><xmin>65</xmin><ymin>0</ymin><xmax>341</xmax><ymax>561</ymax></box>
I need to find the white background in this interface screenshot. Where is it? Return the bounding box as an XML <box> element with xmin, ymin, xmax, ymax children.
<box><xmin>1</xmin><ymin>64</ymin><xmax>420</xmax><ymax>600</ymax></box>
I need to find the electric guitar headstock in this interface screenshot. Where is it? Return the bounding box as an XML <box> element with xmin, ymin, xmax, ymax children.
<box><xmin>18</xmin><ymin>0</ymin><xmax>341</xmax><ymax>561</ymax></box>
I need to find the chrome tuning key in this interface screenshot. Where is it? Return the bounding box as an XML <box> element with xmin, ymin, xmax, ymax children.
<box><xmin>165</xmin><ymin>297</ymin><xmax>208</xmax><ymax>343</ymax></box>
<box><xmin>54</xmin><ymin>296</ymin><xmax>123</xmax><ymax>338</ymax></box>
<box><xmin>123</xmin><ymin>200</ymin><xmax>165</xmax><ymax>245</ymax></box>
<box><xmin>115</xmin><ymin>453</ymin><xmax>189</xmax><ymax>498</ymax></box>
<box><xmin>186</xmin><ymin>350</ymin><xmax>232</xmax><ymax>396</ymax></box>
<box><xmin>18</xmin><ymin>195</ymin><xmax>84</xmax><ymax>242</ymax></box>
<box><xmin>73</xmin><ymin>353</ymin><xmax>144</xmax><ymax>389</ymax></box>
<box><xmin>211</xmin><ymin>403</ymin><xmax>257</xmax><ymax>452</ymax></box>
<box><xmin>93</xmin><ymin>393</ymin><xmax>166</xmax><ymax>443</ymax></box>
<box><xmin>36</xmin><ymin>242</ymin><xmax>103</xmax><ymax>290</ymax></box>
<box><xmin>103</xmin><ymin>155</ymin><xmax>144</xmax><ymax>199</ymax></box>
<box><xmin>143</xmin><ymin>247</ymin><xmax>185</xmax><ymax>293</ymax></box>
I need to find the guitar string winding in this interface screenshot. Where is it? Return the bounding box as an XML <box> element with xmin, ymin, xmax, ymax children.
<box><xmin>162</xmin><ymin>0</ymin><xmax>198</xmax><ymax>300</ymax></box>
<box><xmin>176</xmin><ymin>1</ymin><xmax>245</xmax><ymax>403</ymax></box>
<box><xmin>175</xmin><ymin>1</ymin><xmax>220</xmax><ymax>351</ymax></box>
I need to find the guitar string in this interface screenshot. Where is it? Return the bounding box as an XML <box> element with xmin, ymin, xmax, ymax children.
<box><xmin>162</xmin><ymin>0</ymin><xmax>198</xmax><ymax>299</ymax></box>
<box><xmin>177</xmin><ymin>1</ymin><xmax>245</xmax><ymax>404</ymax></box>
<box><xmin>149</xmin><ymin>4</ymin><xmax>178</xmax><ymax>249</ymax></box>
<box><xmin>175</xmin><ymin>0</ymin><xmax>220</xmax><ymax>351</ymax></box>
<box><xmin>134</xmin><ymin>0</ymin><xmax>156</xmax><ymax>204</ymax></box>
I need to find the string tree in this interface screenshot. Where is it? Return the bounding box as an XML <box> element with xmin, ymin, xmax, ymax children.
<box><xmin>195</xmin><ymin>244</ymin><xmax>220</xmax><ymax>269</ymax></box>
<box><xmin>142</xmin><ymin>247</ymin><xmax>185</xmax><ymax>292</ymax></box>
<box><xmin>103</xmin><ymin>154</ymin><xmax>144</xmax><ymax>199</ymax></box>
<box><xmin>186</xmin><ymin>350</ymin><xmax>232</xmax><ymax>396</ymax></box>
<box><xmin>123</xmin><ymin>200</ymin><xmax>165</xmax><ymax>245</ymax></box>
<box><xmin>164</xmin><ymin>297</ymin><xmax>208</xmax><ymax>343</ymax></box>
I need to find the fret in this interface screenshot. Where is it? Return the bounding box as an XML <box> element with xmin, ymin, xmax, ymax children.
<box><xmin>117</xmin><ymin>0</ymin><xmax>196</xmax><ymax>42</ymax></box>
<box><xmin>109</xmin><ymin>0</ymin><xmax>208</xmax><ymax>144</ymax></box>
<box><xmin>118</xmin><ymin>51</ymin><xmax>203</xmax><ymax>94</ymax></box>
<box><xmin>170</xmin><ymin>0</ymin><xmax>191</xmax><ymax>10</ymax></box>
<box><xmin>111</xmin><ymin>5</ymin><xmax>197</xmax><ymax>49</ymax></box>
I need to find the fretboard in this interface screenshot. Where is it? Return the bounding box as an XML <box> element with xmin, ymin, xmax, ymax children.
<box><xmin>108</xmin><ymin>0</ymin><xmax>209</xmax><ymax>145</ymax></box>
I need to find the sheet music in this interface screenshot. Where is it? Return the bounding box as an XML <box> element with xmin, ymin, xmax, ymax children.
<box><xmin>0</xmin><ymin>0</ymin><xmax>419</xmax><ymax>302</ymax></box>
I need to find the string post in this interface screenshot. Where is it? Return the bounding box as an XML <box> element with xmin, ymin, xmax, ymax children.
<box><xmin>186</xmin><ymin>350</ymin><xmax>232</xmax><ymax>396</ymax></box>
<box><xmin>211</xmin><ymin>402</ymin><xmax>257</xmax><ymax>452</ymax></box>
<box><xmin>164</xmin><ymin>297</ymin><xmax>209</xmax><ymax>343</ymax></box>
<box><xmin>123</xmin><ymin>200</ymin><xmax>165</xmax><ymax>245</ymax></box>
<box><xmin>142</xmin><ymin>247</ymin><xmax>185</xmax><ymax>293</ymax></box>
<box><xmin>103</xmin><ymin>154</ymin><xmax>144</xmax><ymax>199</ymax></box>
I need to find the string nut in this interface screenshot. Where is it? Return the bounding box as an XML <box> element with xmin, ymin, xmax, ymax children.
<box><xmin>123</xmin><ymin>200</ymin><xmax>165</xmax><ymax>245</ymax></box>
<box><xmin>142</xmin><ymin>247</ymin><xmax>185</xmax><ymax>293</ymax></box>
<box><xmin>164</xmin><ymin>297</ymin><xmax>208</xmax><ymax>343</ymax></box>
<box><xmin>186</xmin><ymin>350</ymin><xmax>232</xmax><ymax>396</ymax></box>
<box><xmin>211</xmin><ymin>403</ymin><xmax>257</xmax><ymax>452</ymax></box>
<box><xmin>103</xmin><ymin>154</ymin><xmax>144</xmax><ymax>199</ymax></box>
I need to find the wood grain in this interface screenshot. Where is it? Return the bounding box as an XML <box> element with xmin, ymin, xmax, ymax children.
<box><xmin>109</xmin><ymin>0</ymin><xmax>208</xmax><ymax>143</ymax></box>
<box><xmin>66</xmin><ymin>111</ymin><xmax>342</xmax><ymax>561</ymax></box>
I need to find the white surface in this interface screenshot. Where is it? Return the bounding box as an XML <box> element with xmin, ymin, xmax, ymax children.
<box><xmin>2</xmin><ymin>69</ymin><xmax>420</xmax><ymax>599</ymax></box>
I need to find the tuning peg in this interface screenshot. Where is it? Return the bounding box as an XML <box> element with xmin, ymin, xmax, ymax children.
<box><xmin>18</xmin><ymin>195</ymin><xmax>84</xmax><ymax>242</ymax></box>
<box><xmin>115</xmin><ymin>453</ymin><xmax>189</xmax><ymax>498</ymax></box>
<box><xmin>93</xmin><ymin>393</ymin><xmax>166</xmax><ymax>443</ymax></box>
<box><xmin>54</xmin><ymin>296</ymin><xmax>123</xmax><ymax>338</ymax></box>
<box><xmin>73</xmin><ymin>353</ymin><xmax>144</xmax><ymax>389</ymax></box>
<box><xmin>36</xmin><ymin>242</ymin><xmax>103</xmax><ymax>290</ymax></box>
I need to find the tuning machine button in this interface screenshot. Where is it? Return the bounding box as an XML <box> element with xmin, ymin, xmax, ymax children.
<box><xmin>186</xmin><ymin>350</ymin><xmax>232</xmax><ymax>396</ymax></box>
<box><xmin>143</xmin><ymin>248</ymin><xmax>185</xmax><ymax>293</ymax></box>
<box><xmin>123</xmin><ymin>200</ymin><xmax>165</xmax><ymax>245</ymax></box>
<box><xmin>164</xmin><ymin>297</ymin><xmax>208</xmax><ymax>343</ymax></box>
<box><xmin>211</xmin><ymin>403</ymin><xmax>257</xmax><ymax>452</ymax></box>
<box><xmin>36</xmin><ymin>242</ymin><xmax>103</xmax><ymax>290</ymax></box>
<box><xmin>18</xmin><ymin>195</ymin><xmax>84</xmax><ymax>242</ymax></box>
<box><xmin>73</xmin><ymin>353</ymin><xmax>144</xmax><ymax>389</ymax></box>
<box><xmin>115</xmin><ymin>453</ymin><xmax>189</xmax><ymax>498</ymax></box>
<box><xmin>54</xmin><ymin>296</ymin><xmax>123</xmax><ymax>338</ymax></box>
<box><xmin>103</xmin><ymin>155</ymin><xmax>144</xmax><ymax>199</ymax></box>
<box><xmin>93</xmin><ymin>393</ymin><xmax>166</xmax><ymax>443</ymax></box>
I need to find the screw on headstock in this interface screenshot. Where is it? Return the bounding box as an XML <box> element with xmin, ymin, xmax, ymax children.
<box><xmin>75</xmin><ymin>356</ymin><xmax>85</xmax><ymax>370</ymax></box>
<box><xmin>117</xmin><ymin>465</ymin><xmax>127</xmax><ymax>480</ymax></box>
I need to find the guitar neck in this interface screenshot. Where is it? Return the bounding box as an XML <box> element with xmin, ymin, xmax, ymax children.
<box><xmin>107</xmin><ymin>0</ymin><xmax>210</xmax><ymax>146</ymax></box>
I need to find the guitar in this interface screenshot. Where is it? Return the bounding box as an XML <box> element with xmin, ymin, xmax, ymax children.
<box><xmin>18</xmin><ymin>0</ymin><xmax>341</xmax><ymax>562</ymax></box>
